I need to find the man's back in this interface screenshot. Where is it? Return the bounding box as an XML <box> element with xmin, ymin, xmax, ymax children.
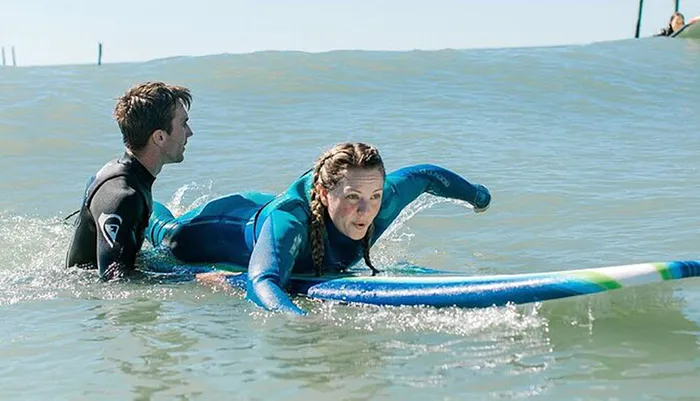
<box><xmin>65</xmin><ymin>153</ymin><xmax>154</xmax><ymax>279</ymax></box>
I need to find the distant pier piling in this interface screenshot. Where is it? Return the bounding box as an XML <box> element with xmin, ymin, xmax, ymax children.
<box><xmin>1</xmin><ymin>47</ymin><xmax>5</xmax><ymax>67</ymax></box>
<box><xmin>635</xmin><ymin>0</ymin><xmax>645</xmax><ymax>38</ymax></box>
<box><xmin>97</xmin><ymin>42</ymin><xmax>103</xmax><ymax>66</ymax></box>
<box><xmin>11</xmin><ymin>46</ymin><xmax>16</xmax><ymax>67</ymax></box>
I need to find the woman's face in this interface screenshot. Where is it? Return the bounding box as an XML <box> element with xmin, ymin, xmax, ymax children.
<box><xmin>319</xmin><ymin>167</ymin><xmax>384</xmax><ymax>240</ymax></box>
<box><xmin>672</xmin><ymin>15</ymin><xmax>685</xmax><ymax>32</ymax></box>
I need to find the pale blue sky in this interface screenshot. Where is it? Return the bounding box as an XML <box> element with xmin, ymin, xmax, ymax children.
<box><xmin>2</xmin><ymin>0</ymin><xmax>700</xmax><ymax>66</ymax></box>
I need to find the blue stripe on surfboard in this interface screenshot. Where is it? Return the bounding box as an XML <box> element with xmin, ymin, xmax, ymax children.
<box><xmin>667</xmin><ymin>261</ymin><xmax>700</xmax><ymax>280</ymax></box>
<box><xmin>305</xmin><ymin>276</ymin><xmax>610</xmax><ymax>308</ymax></box>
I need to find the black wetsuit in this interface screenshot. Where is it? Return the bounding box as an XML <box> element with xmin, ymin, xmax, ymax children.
<box><xmin>65</xmin><ymin>153</ymin><xmax>155</xmax><ymax>280</ymax></box>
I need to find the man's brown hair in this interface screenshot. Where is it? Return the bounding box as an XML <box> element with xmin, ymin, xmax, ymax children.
<box><xmin>113</xmin><ymin>81</ymin><xmax>192</xmax><ymax>151</ymax></box>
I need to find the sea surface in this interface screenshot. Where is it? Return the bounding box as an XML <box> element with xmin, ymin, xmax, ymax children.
<box><xmin>1</xmin><ymin>37</ymin><xmax>700</xmax><ymax>400</ymax></box>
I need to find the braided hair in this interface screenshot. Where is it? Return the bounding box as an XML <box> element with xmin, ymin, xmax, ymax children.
<box><xmin>308</xmin><ymin>142</ymin><xmax>385</xmax><ymax>277</ymax></box>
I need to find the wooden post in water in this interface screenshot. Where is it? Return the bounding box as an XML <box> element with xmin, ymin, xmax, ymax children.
<box><xmin>97</xmin><ymin>42</ymin><xmax>103</xmax><ymax>66</ymax></box>
<box><xmin>1</xmin><ymin>47</ymin><xmax>5</xmax><ymax>67</ymax></box>
<box><xmin>635</xmin><ymin>0</ymin><xmax>644</xmax><ymax>38</ymax></box>
<box><xmin>11</xmin><ymin>46</ymin><xmax>16</xmax><ymax>67</ymax></box>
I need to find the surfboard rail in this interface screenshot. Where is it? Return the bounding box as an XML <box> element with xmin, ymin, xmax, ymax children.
<box><xmin>217</xmin><ymin>260</ymin><xmax>700</xmax><ymax>308</ymax></box>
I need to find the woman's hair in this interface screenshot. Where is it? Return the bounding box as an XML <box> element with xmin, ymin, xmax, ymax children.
<box><xmin>308</xmin><ymin>142</ymin><xmax>385</xmax><ymax>277</ymax></box>
<box><xmin>659</xmin><ymin>12</ymin><xmax>685</xmax><ymax>36</ymax></box>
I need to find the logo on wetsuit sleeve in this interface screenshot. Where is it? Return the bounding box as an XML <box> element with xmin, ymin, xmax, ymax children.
<box><xmin>289</xmin><ymin>234</ymin><xmax>302</xmax><ymax>259</ymax></box>
<box><xmin>418</xmin><ymin>168</ymin><xmax>450</xmax><ymax>187</ymax></box>
<box><xmin>98</xmin><ymin>213</ymin><xmax>123</xmax><ymax>248</ymax></box>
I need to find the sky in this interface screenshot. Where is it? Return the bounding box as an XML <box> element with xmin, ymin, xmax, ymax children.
<box><xmin>2</xmin><ymin>0</ymin><xmax>700</xmax><ymax>67</ymax></box>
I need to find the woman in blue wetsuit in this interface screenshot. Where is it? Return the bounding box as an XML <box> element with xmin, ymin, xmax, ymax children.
<box><xmin>147</xmin><ymin>142</ymin><xmax>491</xmax><ymax>315</ymax></box>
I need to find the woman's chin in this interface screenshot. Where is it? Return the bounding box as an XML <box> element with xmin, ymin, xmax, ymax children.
<box><xmin>344</xmin><ymin>227</ymin><xmax>367</xmax><ymax>240</ymax></box>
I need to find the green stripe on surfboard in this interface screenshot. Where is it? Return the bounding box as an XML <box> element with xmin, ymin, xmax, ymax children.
<box><xmin>653</xmin><ymin>262</ymin><xmax>673</xmax><ymax>281</ymax></box>
<box><xmin>570</xmin><ymin>271</ymin><xmax>622</xmax><ymax>290</ymax></box>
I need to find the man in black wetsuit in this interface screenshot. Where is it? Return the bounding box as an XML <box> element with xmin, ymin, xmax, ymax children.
<box><xmin>65</xmin><ymin>81</ymin><xmax>194</xmax><ymax>280</ymax></box>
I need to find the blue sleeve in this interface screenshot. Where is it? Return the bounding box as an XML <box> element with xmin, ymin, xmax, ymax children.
<box><xmin>374</xmin><ymin>164</ymin><xmax>491</xmax><ymax>237</ymax></box>
<box><xmin>246</xmin><ymin>210</ymin><xmax>307</xmax><ymax>315</ymax></box>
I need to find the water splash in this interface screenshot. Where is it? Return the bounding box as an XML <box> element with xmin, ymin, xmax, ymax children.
<box><xmin>0</xmin><ymin>211</ymin><xmax>202</xmax><ymax>306</ymax></box>
<box><xmin>166</xmin><ymin>180</ymin><xmax>216</xmax><ymax>217</ymax></box>
<box><xmin>368</xmin><ymin>193</ymin><xmax>476</xmax><ymax>268</ymax></box>
<box><xmin>312</xmin><ymin>300</ymin><xmax>546</xmax><ymax>337</ymax></box>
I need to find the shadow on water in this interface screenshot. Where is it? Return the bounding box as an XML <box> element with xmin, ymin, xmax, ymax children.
<box><xmin>240</xmin><ymin>281</ymin><xmax>699</xmax><ymax>399</ymax></box>
<box><xmin>535</xmin><ymin>285</ymin><xmax>700</xmax><ymax>399</ymax></box>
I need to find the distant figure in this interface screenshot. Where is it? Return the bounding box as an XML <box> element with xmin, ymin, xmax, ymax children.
<box><xmin>657</xmin><ymin>12</ymin><xmax>685</xmax><ymax>36</ymax></box>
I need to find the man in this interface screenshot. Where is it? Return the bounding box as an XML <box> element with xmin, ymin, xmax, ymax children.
<box><xmin>65</xmin><ymin>81</ymin><xmax>193</xmax><ymax>280</ymax></box>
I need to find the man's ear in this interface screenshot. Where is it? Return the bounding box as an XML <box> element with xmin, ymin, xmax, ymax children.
<box><xmin>151</xmin><ymin>129</ymin><xmax>167</xmax><ymax>147</ymax></box>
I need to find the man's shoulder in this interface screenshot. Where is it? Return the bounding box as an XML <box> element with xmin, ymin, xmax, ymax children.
<box><xmin>92</xmin><ymin>155</ymin><xmax>150</xmax><ymax>197</ymax></box>
<box><xmin>91</xmin><ymin>177</ymin><xmax>143</xmax><ymax>211</ymax></box>
<box><xmin>94</xmin><ymin>155</ymin><xmax>126</xmax><ymax>176</ymax></box>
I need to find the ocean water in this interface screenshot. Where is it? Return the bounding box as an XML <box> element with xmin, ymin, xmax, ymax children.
<box><xmin>1</xmin><ymin>37</ymin><xmax>700</xmax><ymax>400</ymax></box>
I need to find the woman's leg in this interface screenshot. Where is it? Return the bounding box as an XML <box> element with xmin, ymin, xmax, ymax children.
<box><xmin>147</xmin><ymin>193</ymin><xmax>275</xmax><ymax>265</ymax></box>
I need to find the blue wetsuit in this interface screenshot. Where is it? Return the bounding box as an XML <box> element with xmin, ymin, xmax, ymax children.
<box><xmin>147</xmin><ymin>164</ymin><xmax>491</xmax><ymax>315</ymax></box>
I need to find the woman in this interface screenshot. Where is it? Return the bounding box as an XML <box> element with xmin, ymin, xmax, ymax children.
<box><xmin>657</xmin><ymin>12</ymin><xmax>685</xmax><ymax>36</ymax></box>
<box><xmin>148</xmin><ymin>142</ymin><xmax>491</xmax><ymax>314</ymax></box>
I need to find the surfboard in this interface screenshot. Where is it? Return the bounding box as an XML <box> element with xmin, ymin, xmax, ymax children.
<box><xmin>213</xmin><ymin>260</ymin><xmax>700</xmax><ymax>308</ymax></box>
<box><xmin>672</xmin><ymin>18</ymin><xmax>700</xmax><ymax>39</ymax></box>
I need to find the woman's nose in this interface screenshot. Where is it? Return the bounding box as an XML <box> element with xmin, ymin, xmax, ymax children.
<box><xmin>357</xmin><ymin>199</ymin><xmax>368</xmax><ymax>214</ymax></box>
